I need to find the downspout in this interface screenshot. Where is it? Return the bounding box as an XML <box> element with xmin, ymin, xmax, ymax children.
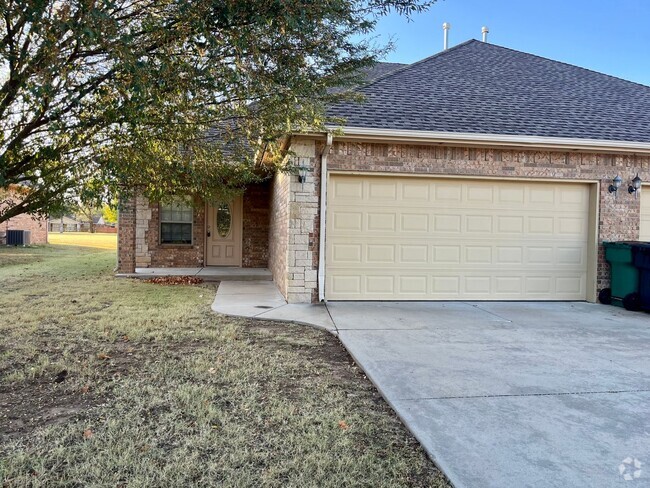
<box><xmin>318</xmin><ymin>132</ymin><xmax>333</xmax><ymax>302</ymax></box>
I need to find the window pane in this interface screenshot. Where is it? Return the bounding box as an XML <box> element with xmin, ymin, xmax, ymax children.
<box><xmin>217</xmin><ymin>203</ymin><xmax>232</xmax><ymax>237</ymax></box>
<box><xmin>161</xmin><ymin>198</ymin><xmax>193</xmax><ymax>224</ymax></box>
<box><xmin>161</xmin><ymin>223</ymin><xmax>172</xmax><ymax>242</ymax></box>
<box><xmin>161</xmin><ymin>222</ymin><xmax>192</xmax><ymax>244</ymax></box>
<box><xmin>181</xmin><ymin>224</ymin><xmax>192</xmax><ymax>242</ymax></box>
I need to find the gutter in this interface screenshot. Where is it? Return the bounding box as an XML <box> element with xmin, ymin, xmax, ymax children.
<box><xmin>317</xmin><ymin>132</ymin><xmax>333</xmax><ymax>302</ymax></box>
<box><xmin>326</xmin><ymin>126</ymin><xmax>650</xmax><ymax>155</ymax></box>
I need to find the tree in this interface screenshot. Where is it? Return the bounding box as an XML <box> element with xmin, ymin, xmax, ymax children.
<box><xmin>102</xmin><ymin>203</ymin><xmax>117</xmax><ymax>225</ymax></box>
<box><xmin>0</xmin><ymin>0</ymin><xmax>434</xmax><ymax>224</ymax></box>
<box><xmin>75</xmin><ymin>204</ymin><xmax>100</xmax><ymax>233</ymax></box>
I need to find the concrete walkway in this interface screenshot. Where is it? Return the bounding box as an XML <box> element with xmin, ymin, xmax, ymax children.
<box><xmin>212</xmin><ymin>281</ymin><xmax>335</xmax><ymax>331</ymax></box>
<box><xmin>211</xmin><ymin>282</ymin><xmax>650</xmax><ymax>487</ymax></box>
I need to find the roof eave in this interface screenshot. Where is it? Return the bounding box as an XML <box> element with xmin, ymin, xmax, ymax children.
<box><xmin>319</xmin><ymin>126</ymin><xmax>650</xmax><ymax>155</ymax></box>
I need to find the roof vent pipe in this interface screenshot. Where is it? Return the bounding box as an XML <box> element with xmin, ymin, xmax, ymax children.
<box><xmin>443</xmin><ymin>22</ymin><xmax>451</xmax><ymax>50</ymax></box>
<box><xmin>482</xmin><ymin>26</ymin><xmax>489</xmax><ymax>42</ymax></box>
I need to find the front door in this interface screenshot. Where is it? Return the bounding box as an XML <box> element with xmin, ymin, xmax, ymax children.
<box><xmin>206</xmin><ymin>196</ymin><xmax>243</xmax><ymax>266</ymax></box>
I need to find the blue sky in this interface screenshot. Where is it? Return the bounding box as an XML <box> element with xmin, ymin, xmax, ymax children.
<box><xmin>372</xmin><ymin>0</ymin><xmax>650</xmax><ymax>85</ymax></box>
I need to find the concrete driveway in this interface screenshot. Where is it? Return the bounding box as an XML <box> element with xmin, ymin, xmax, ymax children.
<box><xmin>328</xmin><ymin>302</ymin><xmax>650</xmax><ymax>488</ymax></box>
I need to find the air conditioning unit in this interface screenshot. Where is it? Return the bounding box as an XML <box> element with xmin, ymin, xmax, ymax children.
<box><xmin>6</xmin><ymin>230</ymin><xmax>31</xmax><ymax>246</ymax></box>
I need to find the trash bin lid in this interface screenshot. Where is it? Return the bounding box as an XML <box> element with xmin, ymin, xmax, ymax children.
<box><xmin>603</xmin><ymin>241</ymin><xmax>636</xmax><ymax>249</ymax></box>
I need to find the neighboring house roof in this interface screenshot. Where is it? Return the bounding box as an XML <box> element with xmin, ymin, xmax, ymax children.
<box><xmin>327</xmin><ymin>39</ymin><xmax>650</xmax><ymax>143</ymax></box>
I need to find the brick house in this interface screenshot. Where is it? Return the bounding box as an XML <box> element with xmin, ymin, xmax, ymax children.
<box><xmin>1</xmin><ymin>187</ymin><xmax>48</xmax><ymax>245</ymax></box>
<box><xmin>117</xmin><ymin>40</ymin><xmax>650</xmax><ymax>304</ymax></box>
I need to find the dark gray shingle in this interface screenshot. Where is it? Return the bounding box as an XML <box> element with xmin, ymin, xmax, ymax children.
<box><xmin>327</xmin><ymin>40</ymin><xmax>650</xmax><ymax>143</ymax></box>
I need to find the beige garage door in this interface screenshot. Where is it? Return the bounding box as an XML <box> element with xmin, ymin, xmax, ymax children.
<box><xmin>326</xmin><ymin>175</ymin><xmax>590</xmax><ymax>301</ymax></box>
<box><xmin>640</xmin><ymin>186</ymin><xmax>650</xmax><ymax>241</ymax></box>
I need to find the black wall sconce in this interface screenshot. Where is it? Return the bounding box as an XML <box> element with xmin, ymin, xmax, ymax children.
<box><xmin>297</xmin><ymin>166</ymin><xmax>308</xmax><ymax>184</ymax></box>
<box><xmin>628</xmin><ymin>174</ymin><xmax>642</xmax><ymax>198</ymax></box>
<box><xmin>608</xmin><ymin>175</ymin><xmax>622</xmax><ymax>198</ymax></box>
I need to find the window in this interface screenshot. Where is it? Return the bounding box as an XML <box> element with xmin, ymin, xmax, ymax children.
<box><xmin>216</xmin><ymin>202</ymin><xmax>232</xmax><ymax>237</ymax></box>
<box><xmin>160</xmin><ymin>198</ymin><xmax>193</xmax><ymax>244</ymax></box>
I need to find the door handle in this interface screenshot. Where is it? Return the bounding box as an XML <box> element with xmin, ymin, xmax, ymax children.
<box><xmin>206</xmin><ymin>225</ymin><xmax>211</xmax><ymax>237</ymax></box>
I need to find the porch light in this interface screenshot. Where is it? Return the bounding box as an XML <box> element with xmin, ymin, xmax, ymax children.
<box><xmin>298</xmin><ymin>166</ymin><xmax>309</xmax><ymax>184</ymax></box>
<box><xmin>608</xmin><ymin>175</ymin><xmax>622</xmax><ymax>197</ymax></box>
<box><xmin>628</xmin><ymin>174</ymin><xmax>642</xmax><ymax>198</ymax></box>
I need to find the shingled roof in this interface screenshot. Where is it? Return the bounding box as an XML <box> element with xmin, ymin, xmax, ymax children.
<box><xmin>327</xmin><ymin>40</ymin><xmax>650</xmax><ymax>143</ymax></box>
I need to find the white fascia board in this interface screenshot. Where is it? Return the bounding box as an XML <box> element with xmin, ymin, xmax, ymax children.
<box><xmin>320</xmin><ymin>126</ymin><xmax>650</xmax><ymax>154</ymax></box>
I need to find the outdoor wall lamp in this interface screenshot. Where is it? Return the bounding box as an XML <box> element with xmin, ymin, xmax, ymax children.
<box><xmin>297</xmin><ymin>166</ymin><xmax>309</xmax><ymax>184</ymax></box>
<box><xmin>628</xmin><ymin>174</ymin><xmax>642</xmax><ymax>198</ymax></box>
<box><xmin>608</xmin><ymin>175</ymin><xmax>622</xmax><ymax>197</ymax></box>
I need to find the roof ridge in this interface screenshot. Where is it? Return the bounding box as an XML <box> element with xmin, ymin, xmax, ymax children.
<box><xmin>353</xmin><ymin>39</ymin><xmax>479</xmax><ymax>91</ymax></box>
<box><xmin>480</xmin><ymin>41</ymin><xmax>650</xmax><ymax>90</ymax></box>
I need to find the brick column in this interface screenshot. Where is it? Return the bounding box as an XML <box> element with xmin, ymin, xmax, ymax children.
<box><xmin>117</xmin><ymin>195</ymin><xmax>136</xmax><ymax>273</ymax></box>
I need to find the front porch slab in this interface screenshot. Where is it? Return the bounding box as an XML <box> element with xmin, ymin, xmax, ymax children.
<box><xmin>116</xmin><ymin>267</ymin><xmax>272</xmax><ymax>282</ymax></box>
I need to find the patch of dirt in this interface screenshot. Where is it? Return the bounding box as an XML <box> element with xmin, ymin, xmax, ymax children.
<box><xmin>0</xmin><ymin>340</ymin><xmax>208</xmax><ymax>440</ymax></box>
<box><xmin>0</xmin><ymin>379</ymin><xmax>102</xmax><ymax>440</ymax></box>
<box><xmin>143</xmin><ymin>276</ymin><xmax>203</xmax><ymax>285</ymax></box>
<box><xmin>243</xmin><ymin>320</ymin><xmax>379</xmax><ymax>402</ymax></box>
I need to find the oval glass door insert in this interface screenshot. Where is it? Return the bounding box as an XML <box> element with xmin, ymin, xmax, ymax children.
<box><xmin>216</xmin><ymin>203</ymin><xmax>232</xmax><ymax>238</ymax></box>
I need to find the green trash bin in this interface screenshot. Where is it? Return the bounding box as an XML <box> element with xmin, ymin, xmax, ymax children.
<box><xmin>600</xmin><ymin>241</ymin><xmax>641</xmax><ymax>310</ymax></box>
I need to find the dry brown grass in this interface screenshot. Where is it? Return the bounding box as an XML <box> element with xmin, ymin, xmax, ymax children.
<box><xmin>0</xmin><ymin>246</ymin><xmax>449</xmax><ymax>487</ymax></box>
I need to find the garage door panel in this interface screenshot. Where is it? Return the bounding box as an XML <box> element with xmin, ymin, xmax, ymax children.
<box><xmin>434</xmin><ymin>214</ymin><xmax>462</xmax><ymax>232</ymax></box>
<box><xmin>529</xmin><ymin>187</ymin><xmax>556</xmax><ymax>205</ymax></box>
<box><xmin>497</xmin><ymin>216</ymin><xmax>524</xmax><ymax>233</ymax></box>
<box><xmin>497</xmin><ymin>186</ymin><xmax>525</xmax><ymax>204</ymax></box>
<box><xmin>466</xmin><ymin>215</ymin><xmax>493</xmax><ymax>233</ymax></box>
<box><xmin>525</xmin><ymin>276</ymin><xmax>553</xmax><ymax>294</ymax></box>
<box><xmin>366</xmin><ymin>244</ymin><xmax>395</xmax><ymax>263</ymax></box>
<box><xmin>399</xmin><ymin>276</ymin><xmax>428</xmax><ymax>294</ymax></box>
<box><xmin>467</xmin><ymin>185</ymin><xmax>494</xmax><ymax>202</ymax></box>
<box><xmin>433</xmin><ymin>245</ymin><xmax>461</xmax><ymax>264</ymax></box>
<box><xmin>432</xmin><ymin>276</ymin><xmax>460</xmax><ymax>294</ymax></box>
<box><xmin>333</xmin><ymin>180</ymin><xmax>363</xmax><ymax>199</ymax></box>
<box><xmin>402</xmin><ymin>182</ymin><xmax>430</xmax><ymax>200</ymax></box>
<box><xmin>326</xmin><ymin>175</ymin><xmax>590</xmax><ymax>300</ymax></box>
<box><xmin>401</xmin><ymin>213</ymin><xmax>429</xmax><ymax>232</ymax></box>
<box><xmin>332</xmin><ymin>212</ymin><xmax>362</xmax><ymax>231</ymax></box>
<box><xmin>328</xmin><ymin>240</ymin><xmax>586</xmax><ymax>268</ymax></box>
<box><xmin>368</xmin><ymin>180</ymin><xmax>397</xmax><ymax>200</ymax></box>
<box><xmin>366</xmin><ymin>276</ymin><xmax>395</xmax><ymax>294</ymax></box>
<box><xmin>435</xmin><ymin>184</ymin><xmax>462</xmax><ymax>201</ymax></box>
<box><xmin>400</xmin><ymin>244</ymin><xmax>428</xmax><ymax>263</ymax></box>
<box><xmin>466</xmin><ymin>246</ymin><xmax>492</xmax><ymax>264</ymax></box>
<box><xmin>367</xmin><ymin>212</ymin><xmax>396</xmax><ymax>231</ymax></box>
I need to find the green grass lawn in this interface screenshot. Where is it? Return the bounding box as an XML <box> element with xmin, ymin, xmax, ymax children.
<box><xmin>48</xmin><ymin>231</ymin><xmax>117</xmax><ymax>250</ymax></box>
<box><xmin>0</xmin><ymin>246</ymin><xmax>448</xmax><ymax>487</ymax></box>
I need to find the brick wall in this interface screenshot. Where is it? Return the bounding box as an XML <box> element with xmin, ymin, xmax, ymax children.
<box><xmin>0</xmin><ymin>190</ymin><xmax>48</xmax><ymax>245</ymax></box>
<box><xmin>117</xmin><ymin>195</ymin><xmax>136</xmax><ymax>273</ymax></box>
<box><xmin>242</xmin><ymin>182</ymin><xmax>270</xmax><ymax>268</ymax></box>
<box><xmin>139</xmin><ymin>195</ymin><xmax>206</xmax><ymax>268</ymax></box>
<box><xmin>268</xmin><ymin>171</ymin><xmax>290</xmax><ymax>298</ymax></box>
<box><xmin>326</xmin><ymin>141</ymin><xmax>649</xmax><ymax>295</ymax></box>
<box><xmin>1</xmin><ymin>212</ymin><xmax>48</xmax><ymax>244</ymax></box>
<box><xmin>118</xmin><ymin>187</ymin><xmax>271</xmax><ymax>271</ymax></box>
